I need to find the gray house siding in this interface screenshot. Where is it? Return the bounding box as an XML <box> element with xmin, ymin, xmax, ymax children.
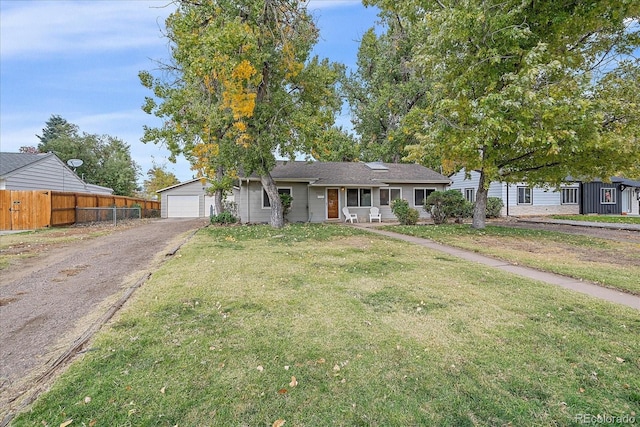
<box><xmin>236</xmin><ymin>181</ymin><xmax>310</xmax><ymax>223</ymax></box>
<box><xmin>449</xmin><ymin>169</ymin><xmax>580</xmax><ymax>216</ymax></box>
<box><xmin>158</xmin><ymin>179</ymin><xmax>234</xmax><ymax>218</ymax></box>
<box><xmin>1</xmin><ymin>154</ymin><xmax>112</xmax><ymax>194</ymax></box>
<box><xmin>581</xmin><ymin>182</ymin><xmax>621</xmax><ymax>215</ymax></box>
<box><xmin>237</xmin><ymin>181</ymin><xmax>448</xmax><ymax>223</ymax></box>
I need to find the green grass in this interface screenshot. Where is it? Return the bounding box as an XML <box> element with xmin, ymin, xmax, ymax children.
<box><xmin>551</xmin><ymin>215</ymin><xmax>640</xmax><ymax>225</ymax></box>
<box><xmin>383</xmin><ymin>224</ymin><xmax>640</xmax><ymax>295</ymax></box>
<box><xmin>10</xmin><ymin>224</ymin><xmax>640</xmax><ymax>426</ymax></box>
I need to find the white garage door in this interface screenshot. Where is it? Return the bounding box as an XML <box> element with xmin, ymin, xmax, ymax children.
<box><xmin>167</xmin><ymin>195</ymin><xmax>200</xmax><ymax>217</ymax></box>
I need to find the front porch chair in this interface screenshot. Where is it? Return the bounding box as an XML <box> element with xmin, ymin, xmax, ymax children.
<box><xmin>369</xmin><ymin>206</ymin><xmax>382</xmax><ymax>222</ymax></box>
<box><xmin>342</xmin><ymin>206</ymin><xmax>358</xmax><ymax>223</ymax></box>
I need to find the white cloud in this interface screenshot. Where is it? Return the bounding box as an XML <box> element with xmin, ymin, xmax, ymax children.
<box><xmin>0</xmin><ymin>0</ymin><xmax>173</xmax><ymax>58</ymax></box>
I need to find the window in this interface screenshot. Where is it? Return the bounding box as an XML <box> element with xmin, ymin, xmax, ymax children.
<box><xmin>414</xmin><ymin>188</ymin><xmax>435</xmax><ymax>206</ymax></box>
<box><xmin>464</xmin><ymin>188</ymin><xmax>475</xmax><ymax>203</ymax></box>
<box><xmin>517</xmin><ymin>187</ymin><xmax>532</xmax><ymax>204</ymax></box>
<box><xmin>561</xmin><ymin>187</ymin><xmax>578</xmax><ymax>204</ymax></box>
<box><xmin>346</xmin><ymin>188</ymin><xmax>372</xmax><ymax>207</ymax></box>
<box><xmin>263</xmin><ymin>187</ymin><xmax>292</xmax><ymax>208</ymax></box>
<box><xmin>380</xmin><ymin>188</ymin><xmax>402</xmax><ymax>206</ymax></box>
<box><xmin>601</xmin><ymin>188</ymin><xmax>616</xmax><ymax>204</ymax></box>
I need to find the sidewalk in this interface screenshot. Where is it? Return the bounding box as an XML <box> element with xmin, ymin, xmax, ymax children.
<box><xmin>354</xmin><ymin>224</ymin><xmax>640</xmax><ymax>311</ymax></box>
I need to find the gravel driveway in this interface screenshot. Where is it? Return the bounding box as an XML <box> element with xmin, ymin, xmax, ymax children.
<box><xmin>0</xmin><ymin>218</ymin><xmax>208</xmax><ymax>419</ymax></box>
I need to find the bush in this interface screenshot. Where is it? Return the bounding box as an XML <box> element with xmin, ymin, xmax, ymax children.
<box><xmin>210</xmin><ymin>211</ymin><xmax>238</xmax><ymax>224</ymax></box>
<box><xmin>425</xmin><ymin>190</ymin><xmax>472</xmax><ymax>224</ymax></box>
<box><xmin>280</xmin><ymin>193</ymin><xmax>293</xmax><ymax>218</ymax></box>
<box><xmin>390</xmin><ymin>199</ymin><xmax>420</xmax><ymax>225</ymax></box>
<box><xmin>486</xmin><ymin>197</ymin><xmax>504</xmax><ymax>218</ymax></box>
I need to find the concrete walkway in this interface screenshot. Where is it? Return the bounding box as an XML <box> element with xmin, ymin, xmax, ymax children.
<box><xmin>354</xmin><ymin>224</ymin><xmax>640</xmax><ymax>311</ymax></box>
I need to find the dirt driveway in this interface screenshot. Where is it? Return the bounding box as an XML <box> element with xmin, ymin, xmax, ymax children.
<box><xmin>0</xmin><ymin>218</ymin><xmax>208</xmax><ymax>418</ymax></box>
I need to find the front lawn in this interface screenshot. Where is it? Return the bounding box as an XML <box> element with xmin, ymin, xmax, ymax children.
<box><xmin>384</xmin><ymin>224</ymin><xmax>640</xmax><ymax>296</ymax></box>
<box><xmin>11</xmin><ymin>224</ymin><xmax>639</xmax><ymax>426</ymax></box>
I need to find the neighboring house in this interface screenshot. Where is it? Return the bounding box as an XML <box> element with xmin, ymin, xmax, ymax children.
<box><xmin>448</xmin><ymin>169</ymin><xmax>640</xmax><ymax>216</ymax></box>
<box><xmin>234</xmin><ymin>161</ymin><xmax>451</xmax><ymax>223</ymax></box>
<box><xmin>157</xmin><ymin>178</ymin><xmax>235</xmax><ymax>218</ymax></box>
<box><xmin>581</xmin><ymin>177</ymin><xmax>640</xmax><ymax>216</ymax></box>
<box><xmin>0</xmin><ymin>152</ymin><xmax>113</xmax><ymax>194</ymax></box>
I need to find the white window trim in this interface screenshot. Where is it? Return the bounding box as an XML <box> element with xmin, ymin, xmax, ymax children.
<box><xmin>561</xmin><ymin>187</ymin><xmax>579</xmax><ymax>205</ymax></box>
<box><xmin>262</xmin><ymin>187</ymin><xmax>292</xmax><ymax>209</ymax></box>
<box><xmin>517</xmin><ymin>186</ymin><xmax>532</xmax><ymax>205</ymax></box>
<box><xmin>346</xmin><ymin>187</ymin><xmax>372</xmax><ymax>207</ymax></box>
<box><xmin>414</xmin><ymin>187</ymin><xmax>436</xmax><ymax>207</ymax></box>
<box><xmin>464</xmin><ymin>188</ymin><xmax>476</xmax><ymax>203</ymax></box>
<box><xmin>601</xmin><ymin>188</ymin><xmax>616</xmax><ymax>205</ymax></box>
<box><xmin>380</xmin><ymin>187</ymin><xmax>402</xmax><ymax>206</ymax></box>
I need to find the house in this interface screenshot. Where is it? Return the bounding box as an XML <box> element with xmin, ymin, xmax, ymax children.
<box><xmin>581</xmin><ymin>177</ymin><xmax>640</xmax><ymax>216</ymax></box>
<box><xmin>0</xmin><ymin>152</ymin><xmax>113</xmax><ymax>194</ymax></box>
<box><xmin>235</xmin><ymin>161</ymin><xmax>451</xmax><ymax>223</ymax></box>
<box><xmin>448</xmin><ymin>169</ymin><xmax>640</xmax><ymax>216</ymax></box>
<box><xmin>157</xmin><ymin>178</ymin><xmax>235</xmax><ymax>218</ymax></box>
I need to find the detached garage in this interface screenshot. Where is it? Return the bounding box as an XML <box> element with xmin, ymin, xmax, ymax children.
<box><xmin>158</xmin><ymin>179</ymin><xmax>225</xmax><ymax>218</ymax></box>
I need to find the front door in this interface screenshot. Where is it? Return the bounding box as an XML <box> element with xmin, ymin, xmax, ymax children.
<box><xmin>327</xmin><ymin>188</ymin><xmax>339</xmax><ymax>219</ymax></box>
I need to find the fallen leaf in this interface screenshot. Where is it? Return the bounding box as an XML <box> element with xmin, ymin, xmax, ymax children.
<box><xmin>160</xmin><ymin>386</ymin><xmax>166</xmax><ymax>394</ymax></box>
<box><xmin>89</xmin><ymin>420</ymin><xmax>97</xmax><ymax>427</ymax></box>
<box><xmin>273</xmin><ymin>420</ymin><xmax>286</xmax><ymax>427</ymax></box>
<box><xmin>289</xmin><ymin>376</ymin><xmax>298</xmax><ymax>387</ymax></box>
<box><xmin>60</xmin><ymin>420</ymin><xmax>73</xmax><ymax>427</ymax></box>
<box><xmin>278</xmin><ymin>388</ymin><xmax>288</xmax><ymax>394</ymax></box>
<box><xmin>616</xmin><ymin>357</ymin><xmax>625</xmax><ymax>363</ymax></box>
<box><xmin>84</xmin><ymin>396</ymin><xmax>91</xmax><ymax>404</ymax></box>
<box><xmin>333</xmin><ymin>364</ymin><xmax>340</xmax><ymax>372</ymax></box>
<box><xmin>579</xmin><ymin>388</ymin><xmax>585</xmax><ymax>393</ymax></box>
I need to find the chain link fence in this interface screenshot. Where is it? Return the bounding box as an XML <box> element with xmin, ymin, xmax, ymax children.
<box><xmin>75</xmin><ymin>207</ymin><xmax>148</xmax><ymax>226</ymax></box>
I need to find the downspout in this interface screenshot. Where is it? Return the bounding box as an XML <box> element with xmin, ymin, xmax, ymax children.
<box><xmin>307</xmin><ymin>184</ymin><xmax>312</xmax><ymax>223</ymax></box>
<box><xmin>506</xmin><ymin>183</ymin><xmax>509</xmax><ymax>217</ymax></box>
<box><xmin>246</xmin><ymin>178</ymin><xmax>251</xmax><ymax>223</ymax></box>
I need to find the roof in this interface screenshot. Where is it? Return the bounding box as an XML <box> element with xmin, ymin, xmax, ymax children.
<box><xmin>611</xmin><ymin>177</ymin><xmax>640</xmax><ymax>187</ymax></box>
<box><xmin>0</xmin><ymin>152</ymin><xmax>55</xmax><ymax>177</ymax></box>
<box><xmin>156</xmin><ymin>178</ymin><xmax>206</xmax><ymax>193</ymax></box>
<box><xmin>243</xmin><ymin>161</ymin><xmax>450</xmax><ymax>187</ymax></box>
<box><xmin>1</xmin><ymin>152</ymin><xmax>114</xmax><ymax>194</ymax></box>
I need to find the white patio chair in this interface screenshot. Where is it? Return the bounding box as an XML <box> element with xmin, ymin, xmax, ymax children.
<box><xmin>369</xmin><ymin>206</ymin><xmax>382</xmax><ymax>222</ymax></box>
<box><xmin>342</xmin><ymin>206</ymin><xmax>358</xmax><ymax>223</ymax></box>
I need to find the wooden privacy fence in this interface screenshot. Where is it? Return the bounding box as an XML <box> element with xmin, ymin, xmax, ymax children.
<box><xmin>0</xmin><ymin>190</ymin><xmax>160</xmax><ymax>231</ymax></box>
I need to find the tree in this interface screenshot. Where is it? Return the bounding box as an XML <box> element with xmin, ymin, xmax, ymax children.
<box><xmin>143</xmin><ymin>162</ymin><xmax>180</xmax><ymax>199</ymax></box>
<box><xmin>366</xmin><ymin>0</ymin><xmax>640</xmax><ymax>228</ymax></box>
<box><xmin>37</xmin><ymin>115</ymin><xmax>140</xmax><ymax>196</ymax></box>
<box><xmin>309</xmin><ymin>127</ymin><xmax>362</xmax><ymax>162</ymax></box>
<box><xmin>36</xmin><ymin>115</ymin><xmax>78</xmax><ymax>146</ymax></box>
<box><xmin>141</xmin><ymin>0</ymin><xmax>344</xmax><ymax>228</ymax></box>
<box><xmin>93</xmin><ymin>136</ymin><xmax>141</xmax><ymax>196</ymax></box>
<box><xmin>343</xmin><ymin>11</ymin><xmax>435</xmax><ymax>166</ymax></box>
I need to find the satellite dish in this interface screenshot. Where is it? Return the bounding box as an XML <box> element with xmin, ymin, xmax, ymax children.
<box><xmin>67</xmin><ymin>159</ymin><xmax>83</xmax><ymax>168</ymax></box>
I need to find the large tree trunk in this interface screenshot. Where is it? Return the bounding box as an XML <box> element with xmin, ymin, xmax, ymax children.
<box><xmin>261</xmin><ymin>173</ymin><xmax>284</xmax><ymax>228</ymax></box>
<box><xmin>212</xmin><ymin>166</ymin><xmax>224</xmax><ymax>216</ymax></box>
<box><xmin>472</xmin><ymin>170</ymin><xmax>488</xmax><ymax>229</ymax></box>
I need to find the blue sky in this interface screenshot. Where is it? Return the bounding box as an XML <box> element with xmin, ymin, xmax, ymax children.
<box><xmin>0</xmin><ymin>0</ymin><xmax>379</xmax><ymax>183</ymax></box>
